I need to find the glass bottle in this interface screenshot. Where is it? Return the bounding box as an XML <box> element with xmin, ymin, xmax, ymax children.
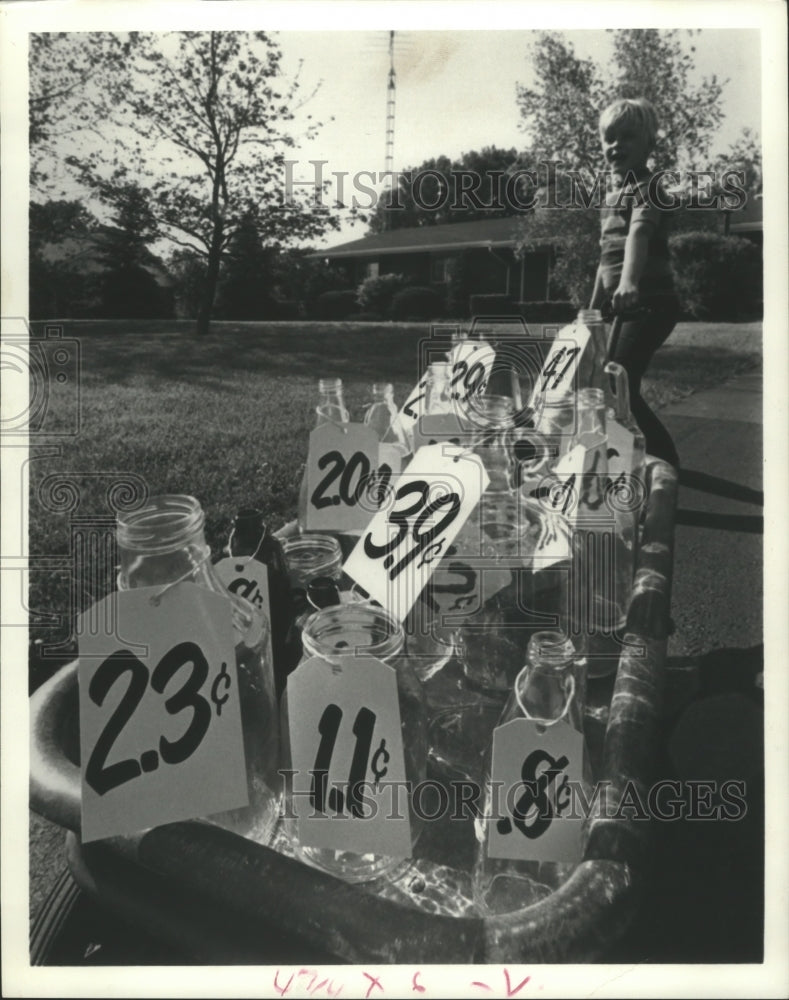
<box><xmin>424</xmin><ymin>360</ymin><xmax>453</xmax><ymax>415</ymax></box>
<box><xmin>575</xmin><ymin>308</ymin><xmax>611</xmax><ymax>401</ymax></box>
<box><xmin>363</xmin><ymin>381</ymin><xmax>399</xmax><ymax>441</ymax></box>
<box><xmin>531</xmin><ymin>393</ymin><xmax>576</xmax><ymax>466</ymax></box>
<box><xmin>473</xmin><ymin>631</ymin><xmax>589</xmax><ymax>916</ymax></box>
<box><xmin>468</xmin><ymin>394</ymin><xmax>516</xmax><ymax>495</ymax></box>
<box><xmin>280</xmin><ymin>603</ymin><xmax>427</xmax><ymax>883</ymax></box>
<box><xmin>116</xmin><ymin>495</ymin><xmax>282</xmax><ymax>845</ymax></box>
<box><xmin>604</xmin><ymin>360</ymin><xmax>647</xmax><ymax>481</ymax></box>
<box><xmin>281</xmin><ymin>533</ymin><xmax>345</xmax><ymax>665</ymax></box>
<box><xmin>297</xmin><ymin>378</ymin><xmax>350</xmax><ymax>531</ymax></box>
<box><xmin>226</xmin><ymin>508</ymin><xmax>295</xmax><ymax>699</ymax></box>
<box><xmin>566</xmin><ymin>388</ymin><xmax>634</xmax><ymax>680</ymax></box>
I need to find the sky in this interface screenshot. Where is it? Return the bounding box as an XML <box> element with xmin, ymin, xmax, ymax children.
<box><xmin>270</xmin><ymin>28</ymin><xmax>763</xmax><ymax>247</ymax></box>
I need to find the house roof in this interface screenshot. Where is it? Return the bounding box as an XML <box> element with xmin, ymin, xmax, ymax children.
<box><xmin>315</xmin><ymin>215</ymin><xmax>527</xmax><ymax>259</ymax></box>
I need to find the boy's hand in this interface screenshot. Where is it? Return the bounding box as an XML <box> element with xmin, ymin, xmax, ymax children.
<box><xmin>612</xmin><ymin>280</ymin><xmax>639</xmax><ymax>313</ymax></box>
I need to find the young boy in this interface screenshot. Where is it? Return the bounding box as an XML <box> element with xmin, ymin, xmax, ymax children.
<box><xmin>589</xmin><ymin>97</ymin><xmax>681</xmax><ymax>469</ymax></box>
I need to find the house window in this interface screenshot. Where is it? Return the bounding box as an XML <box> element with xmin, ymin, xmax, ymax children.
<box><xmin>430</xmin><ymin>255</ymin><xmax>452</xmax><ymax>284</ymax></box>
<box><xmin>365</xmin><ymin>260</ymin><xmax>379</xmax><ymax>279</ymax></box>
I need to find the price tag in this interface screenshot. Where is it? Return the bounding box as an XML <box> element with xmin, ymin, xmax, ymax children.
<box><xmin>78</xmin><ymin>583</ymin><xmax>248</xmax><ymax>843</ymax></box>
<box><xmin>606</xmin><ymin>417</ymin><xmax>636</xmax><ymax>480</ymax></box>
<box><xmin>485</xmin><ymin>717</ymin><xmax>584</xmax><ymax>864</ymax></box>
<box><xmin>411</xmin><ymin>412</ymin><xmax>469</xmax><ymax>454</ymax></box>
<box><xmin>305</xmin><ymin>422</ymin><xmax>401</xmax><ymax>533</ymax></box>
<box><xmin>547</xmin><ymin>442</ymin><xmax>612</xmax><ymax>526</ymax></box>
<box><xmin>392</xmin><ymin>345</ymin><xmax>496</xmax><ymax>448</ymax></box>
<box><xmin>213</xmin><ymin>556</ymin><xmax>274</xmax><ymax>673</ymax></box>
<box><xmin>286</xmin><ymin>654</ymin><xmax>411</xmax><ymax>858</ymax></box>
<box><xmin>344</xmin><ymin>444</ymin><xmax>489</xmax><ymax>622</ymax></box>
<box><xmin>529</xmin><ymin>323</ymin><xmax>591</xmax><ymax>411</ymax></box>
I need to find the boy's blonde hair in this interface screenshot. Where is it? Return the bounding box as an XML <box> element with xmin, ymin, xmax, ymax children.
<box><xmin>599</xmin><ymin>98</ymin><xmax>659</xmax><ymax>151</ymax></box>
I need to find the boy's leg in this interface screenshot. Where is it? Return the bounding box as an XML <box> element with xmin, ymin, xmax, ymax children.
<box><xmin>609</xmin><ymin>299</ymin><xmax>680</xmax><ymax>468</ymax></box>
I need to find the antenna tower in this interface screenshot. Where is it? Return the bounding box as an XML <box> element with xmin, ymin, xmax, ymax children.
<box><xmin>385</xmin><ymin>30</ymin><xmax>396</xmax><ymax>183</ymax></box>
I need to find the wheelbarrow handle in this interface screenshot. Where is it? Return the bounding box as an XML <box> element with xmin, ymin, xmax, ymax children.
<box><xmin>30</xmin><ymin>660</ymin><xmax>82</xmax><ymax>833</ymax></box>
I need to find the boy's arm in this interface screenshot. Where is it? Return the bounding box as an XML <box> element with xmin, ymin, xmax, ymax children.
<box><xmin>612</xmin><ymin>220</ymin><xmax>652</xmax><ymax>312</ymax></box>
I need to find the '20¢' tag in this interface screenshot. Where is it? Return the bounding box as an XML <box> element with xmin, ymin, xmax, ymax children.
<box><xmin>286</xmin><ymin>653</ymin><xmax>412</xmax><ymax>859</ymax></box>
<box><xmin>77</xmin><ymin>583</ymin><xmax>249</xmax><ymax>843</ymax></box>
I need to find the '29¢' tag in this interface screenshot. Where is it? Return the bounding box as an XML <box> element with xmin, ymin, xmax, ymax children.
<box><xmin>485</xmin><ymin>717</ymin><xmax>585</xmax><ymax>864</ymax></box>
<box><xmin>344</xmin><ymin>444</ymin><xmax>489</xmax><ymax>623</ymax></box>
<box><xmin>286</xmin><ymin>653</ymin><xmax>412</xmax><ymax>859</ymax></box>
<box><xmin>77</xmin><ymin>583</ymin><xmax>248</xmax><ymax>843</ymax></box>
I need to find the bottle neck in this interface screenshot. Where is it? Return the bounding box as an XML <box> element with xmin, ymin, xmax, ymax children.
<box><xmin>316</xmin><ymin>378</ymin><xmax>348</xmax><ymax>424</ymax></box>
<box><xmin>576</xmin><ymin>388</ymin><xmax>607</xmax><ymax>439</ymax></box>
<box><xmin>426</xmin><ymin>363</ymin><xmax>452</xmax><ymax>414</ymax></box>
<box><xmin>515</xmin><ymin>631</ymin><xmax>577</xmax><ymax>725</ymax></box>
<box><xmin>229</xmin><ymin>508</ymin><xmax>269</xmax><ymax>558</ymax></box>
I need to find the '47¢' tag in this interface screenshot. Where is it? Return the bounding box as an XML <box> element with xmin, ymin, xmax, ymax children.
<box><xmin>344</xmin><ymin>444</ymin><xmax>489</xmax><ymax>622</ymax></box>
<box><xmin>286</xmin><ymin>654</ymin><xmax>412</xmax><ymax>858</ymax></box>
<box><xmin>486</xmin><ymin>717</ymin><xmax>584</xmax><ymax>864</ymax></box>
<box><xmin>77</xmin><ymin>583</ymin><xmax>248</xmax><ymax>843</ymax></box>
<box><xmin>529</xmin><ymin>323</ymin><xmax>591</xmax><ymax>413</ymax></box>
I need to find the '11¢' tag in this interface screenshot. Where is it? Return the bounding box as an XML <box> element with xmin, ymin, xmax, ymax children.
<box><xmin>286</xmin><ymin>653</ymin><xmax>412</xmax><ymax>858</ymax></box>
<box><xmin>77</xmin><ymin>583</ymin><xmax>248</xmax><ymax>843</ymax></box>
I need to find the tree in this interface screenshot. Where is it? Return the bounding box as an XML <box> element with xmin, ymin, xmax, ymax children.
<box><xmin>216</xmin><ymin>210</ymin><xmax>279</xmax><ymax>320</ymax></box>
<box><xmin>368</xmin><ymin>146</ymin><xmax>525</xmax><ymax>233</ymax></box>
<box><xmin>36</xmin><ymin>31</ymin><xmax>342</xmax><ymax>334</ymax></box>
<box><xmin>514</xmin><ymin>29</ymin><xmax>739</xmax><ymax>304</ymax></box>
<box><xmin>29</xmin><ymin>199</ymin><xmax>100</xmax><ymax>318</ymax></box>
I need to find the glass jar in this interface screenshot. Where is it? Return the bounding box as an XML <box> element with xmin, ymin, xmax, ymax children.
<box><xmin>467</xmin><ymin>394</ymin><xmax>516</xmax><ymax>494</ymax></box>
<box><xmin>116</xmin><ymin>495</ymin><xmax>282</xmax><ymax>845</ymax></box>
<box><xmin>281</xmin><ymin>603</ymin><xmax>427</xmax><ymax>883</ymax></box>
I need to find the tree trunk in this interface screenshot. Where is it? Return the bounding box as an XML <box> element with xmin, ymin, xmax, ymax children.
<box><xmin>195</xmin><ymin>237</ymin><xmax>222</xmax><ymax>336</ymax></box>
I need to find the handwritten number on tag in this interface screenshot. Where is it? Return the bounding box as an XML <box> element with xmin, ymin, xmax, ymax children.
<box><xmin>363</xmin><ymin>480</ymin><xmax>461</xmax><ymax>581</ymax></box>
<box><xmin>85</xmin><ymin>642</ymin><xmax>227</xmax><ymax>797</ymax></box>
<box><xmin>311</xmin><ymin>451</ymin><xmax>393</xmax><ymax>511</ymax></box>
<box><xmin>403</xmin><ymin>379</ymin><xmax>428</xmax><ymax>419</ymax></box>
<box><xmin>310</xmin><ymin>703</ymin><xmax>384</xmax><ymax>817</ymax></box>
<box><xmin>497</xmin><ymin>749</ymin><xmax>570</xmax><ymax>840</ymax></box>
<box><xmin>540</xmin><ymin>346</ymin><xmax>581</xmax><ymax>392</ymax></box>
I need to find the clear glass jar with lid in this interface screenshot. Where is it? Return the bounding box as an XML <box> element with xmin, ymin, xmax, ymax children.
<box><xmin>116</xmin><ymin>494</ymin><xmax>282</xmax><ymax>846</ymax></box>
<box><xmin>280</xmin><ymin>602</ymin><xmax>427</xmax><ymax>883</ymax></box>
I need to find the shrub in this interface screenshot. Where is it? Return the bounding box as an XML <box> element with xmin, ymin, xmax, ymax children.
<box><xmin>669</xmin><ymin>232</ymin><xmax>762</xmax><ymax>320</ymax></box>
<box><xmin>356</xmin><ymin>273</ymin><xmax>408</xmax><ymax>316</ymax></box>
<box><xmin>270</xmin><ymin>298</ymin><xmax>300</xmax><ymax>320</ymax></box>
<box><xmin>515</xmin><ymin>300</ymin><xmax>577</xmax><ymax>324</ymax></box>
<box><xmin>390</xmin><ymin>286</ymin><xmax>444</xmax><ymax>321</ymax></box>
<box><xmin>469</xmin><ymin>294</ymin><xmax>518</xmax><ymax>316</ymax></box>
<box><xmin>313</xmin><ymin>289</ymin><xmax>358</xmax><ymax>320</ymax></box>
<box><xmin>345</xmin><ymin>311</ymin><xmax>383</xmax><ymax>322</ymax></box>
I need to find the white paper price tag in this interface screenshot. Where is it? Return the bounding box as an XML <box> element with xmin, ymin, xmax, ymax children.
<box><xmin>392</xmin><ymin>343</ymin><xmax>496</xmax><ymax>448</ymax></box>
<box><xmin>548</xmin><ymin>442</ymin><xmax>612</xmax><ymax>526</ymax></box>
<box><xmin>213</xmin><ymin>556</ymin><xmax>273</xmax><ymax>671</ymax></box>
<box><xmin>287</xmin><ymin>654</ymin><xmax>411</xmax><ymax>858</ymax></box>
<box><xmin>305</xmin><ymin>422</ymin><xmax>401</xmax><ymax>533</ymax></box>
<box><xmin>486</xmin><ymin>717</ymin><xmax>584</xmax><ymax>864</ymax></box>
<box><xmin>529</xmin><ymin>323</ymin><xmax>591</xmax><ymax>411</ymax></box>
<box><xmin>606</xmin><ymin>417</ymin><xmax>636</xmax><ymax>480</ymax></box>
<box><xmin>344</xmin><ymin>444</ymin><xmax>489</xmax><ymax>622</ymax></box>
<box><xmin>78</xmin><ymin>583</ymin><xmax>248</xmax><ymax>843</ymax></box>
<box><xmin>411</xmin><ymin>412</ymin><xmax>468</xmax><ymax>454</ymax></box>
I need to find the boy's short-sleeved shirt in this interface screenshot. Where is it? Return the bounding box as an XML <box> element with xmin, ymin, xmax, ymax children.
<box><xmin>599</xmin><ymin>167</ymin><xmax>675</xmax><ymax>297</ymax></box>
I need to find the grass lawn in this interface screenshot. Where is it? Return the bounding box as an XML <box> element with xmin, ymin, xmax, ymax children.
<box><xmin>24</xmin><ymin>317</ymin><xmax>762</xmax><ymax>674</ymax></box>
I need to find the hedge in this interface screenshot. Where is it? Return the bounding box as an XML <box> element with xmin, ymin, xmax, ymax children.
<box><xmin>390</xmin><ymin>286</ymin><xmax>444</xmax><ymax>321</ymax></box>
<box><xmin>469</xmin><ymin>294</ymin><xmax>576</xmax><ymax>324</ymax></box>
<box><xmin>313</xmin><ymin>289</ymin><xmax>358</xmax><ymax>320</ymax></box>
<box><xmin>669</xmin><ymin>231</ymin><xmax>762</xmax><ymax>320</ymax></box>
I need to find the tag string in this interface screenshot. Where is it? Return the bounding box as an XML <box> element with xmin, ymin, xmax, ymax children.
<box><xmin>226</xmin><ymin>526</ymin><xmax>266</xmax><ymax>569</ymax></box>
<box><xmin>515</xmin><ymin>674</ymin><xmax>576</xmax><ymax>728</ymax></box>
<box><xmin>316</xmin><ymin>405</ymin><xmax>349</xmax><ymax>434</ymax></box>
<box><xmin>148</xmin><ymin>548</ymin><xmax>213</xmax><ymax>607</ymax></box>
